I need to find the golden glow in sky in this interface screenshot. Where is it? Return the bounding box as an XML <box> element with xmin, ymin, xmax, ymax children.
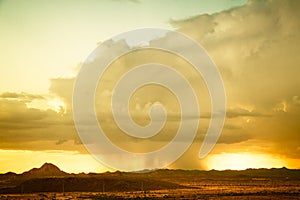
<box><xmin>0</xmin><ymin>149</ymin><xmax>108</xmax><ymax>173</ymax></box>
<box><xmin>1</xmin><ymin>0</ymin><xmax>300</xmax><ymax>173</ymax></box>
<box><xmin>206</xmin><ymin>153</ymin><xmax>286</xmax><ymax>170</ymax></box>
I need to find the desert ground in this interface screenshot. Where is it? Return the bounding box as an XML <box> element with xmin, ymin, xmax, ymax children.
<box><xmin>1</xmin><ymin>164</ymin><xmax>300</xmax><ymax>199</ymax></box>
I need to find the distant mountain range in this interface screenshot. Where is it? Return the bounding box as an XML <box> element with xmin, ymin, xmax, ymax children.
<box><xmin>0</xmin><ymin>163</ymin><xmax>66</xmax><ymax>179</ymax></box>
<box><xmin>1</xmin><ymin>163</ymin><xmax>300</xmax><ymax>194</ymax></box>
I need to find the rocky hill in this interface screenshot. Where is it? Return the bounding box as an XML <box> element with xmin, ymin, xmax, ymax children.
<box><xmin>1</xmin><ymin>163</ymin><xmax>300</xmax><ymax>194</ymax></box>
<box><xmin>21</xmin><ymin>163</ymin><xmax>67</xmax><ymax>178</ymax></box>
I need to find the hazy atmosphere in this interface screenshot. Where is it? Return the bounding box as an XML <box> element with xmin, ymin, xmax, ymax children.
<box><xmin>0</xmin><ymin>0</ymin><xmax>300</xmax><ymax>173</ymax></box>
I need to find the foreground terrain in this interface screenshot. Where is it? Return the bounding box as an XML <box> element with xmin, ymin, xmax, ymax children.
<box><xmin>0</xmin><ymin>163</ymin><xmax>300</xmax><ymax>199</ymax></box>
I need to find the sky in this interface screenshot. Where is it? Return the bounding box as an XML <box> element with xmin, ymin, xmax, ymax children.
<box><xmin>1</xmin><ymin>0</ymin><xmax>300</xmax><ymax>173</ymax></box>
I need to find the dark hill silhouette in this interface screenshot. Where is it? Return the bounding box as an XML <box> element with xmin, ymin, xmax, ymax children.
<box><xmin>0</xmin><ymin>163</ymin><xmax>300</xmax><ymax>194</ymax></box>
<box><xmin>0</xmin><ymin>163</ymin><xmax>186</xmax><ymax>194</ymax></box>
<box><xmin>0</xmin><ymin>172</ymin><xmax>17</xmax><ymax>179</ymax></box>
<box><xmin>21</xmin><ymin>163</ymin><xmax>67</xmax><ymax>178</ymax></box>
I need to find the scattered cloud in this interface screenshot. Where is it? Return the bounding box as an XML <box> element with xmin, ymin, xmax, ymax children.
<box><xmin>0</xmin><ymin>92</ymin><xmax>44</xmax><ymax>102</ymax></box>
<box><xmin>226</xmin><ymin>107</ymin><xmax>270</xmax><ymax>118</ymax></box>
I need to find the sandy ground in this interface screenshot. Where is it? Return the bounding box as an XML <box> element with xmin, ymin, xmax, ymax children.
<box><xmin>1</xmin><ymin>187</ymin><xmax>300</xmax><ymax>200</ymax></box>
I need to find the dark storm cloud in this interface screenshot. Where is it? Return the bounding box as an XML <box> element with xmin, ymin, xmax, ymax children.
<box><xmin>170</xmin><ymin>0</ymin><xmax>300</xmax><ymax>158</ymax></box>
<box><xmin>1</xmin><ymin>0</ymin><xmax>300</xmax><ymax>165</ymax></box>
<box><xmin>0</xmin><ymin>97</ymin><xmax>77</xmax><ymax>151</ymax></box>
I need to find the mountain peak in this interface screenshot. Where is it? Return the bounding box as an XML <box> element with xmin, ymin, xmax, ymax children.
<box><xmin>40</xmin><ymin>162</ymin><xmax>60</xmax><ymax>170</ymax></box>
<box><xmin>22</xmin><ymin>163</ymin><xmax>67</xmax><ymax>177</ymax></box>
